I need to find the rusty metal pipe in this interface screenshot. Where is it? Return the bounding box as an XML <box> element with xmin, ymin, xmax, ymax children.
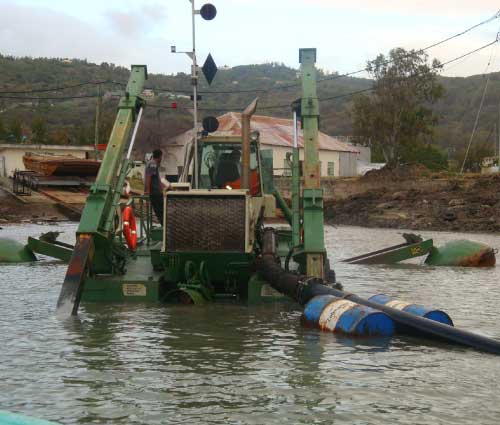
<box><xmin>241</xmin><ymin>98</ymin><xmax>258</xmax><ymax>190</ymax></box>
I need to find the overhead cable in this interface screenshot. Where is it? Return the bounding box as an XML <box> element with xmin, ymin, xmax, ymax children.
<box><xmin>0</xmin><ymin>80</ymin><xmax>124</xmax><ymax>95</ymax></box>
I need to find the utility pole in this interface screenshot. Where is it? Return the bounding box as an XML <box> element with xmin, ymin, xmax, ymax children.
<box><xmin>95</xmin><ymin>84</ymin><xmax>102</xmax><ymax>159</ymax></box>
<box><xmin>172</xmin><ymin>1</ymin><xmax>216</xmax><ymax>188</ymax></box>
<box><xmin>190</xmin><ymin>0</ymin><xmax>199</xmax><ymax>188</ymax></box>
<box><xmin>292</xmin><ymin>108</ymin><xmax>301</xmax><ymax>248</ymax></box>
<box><xmin>498</xmin><ymin>101</ymin><xmax>500</xmax><ymax>161</ymax></box>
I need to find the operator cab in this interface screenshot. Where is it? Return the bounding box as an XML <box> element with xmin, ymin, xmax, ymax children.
<box><xmin>197</xmin><ymin>136</ymin><xmax>262</xmax><ymax>196</ymax></box>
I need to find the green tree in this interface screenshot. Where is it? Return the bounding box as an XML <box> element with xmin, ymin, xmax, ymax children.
<box><xmin>49</xmin><ymin>128</ymin><xmax>70</xmax><ymax>145</ymax></box>
<box><xmin>31</xmin><ymin>116</ymin><xmax>47</xmax><ymax>144</ymax></box>
<box><xmin>8</xmin><ymin>118</ymin><xmax>23</xmax><ymax>143</ymax></box>
<box><xmin>352</xmin><ymin>48</ymin><xmax>445</xmax><ymax>165</ymax></box>
<box><xmin>455</xmin><ymin>142</ymin><xmax>494</xmax><ymax>173</ymax></box>
<box><xmin>0</xmin><ymin>116</ymin><xmax>5</xmax><ymax>140</ymax></box>
<box><xmin>405</xmin><ymin>143</ymin><xmax>448</xmax><ymax>171</ymax></box>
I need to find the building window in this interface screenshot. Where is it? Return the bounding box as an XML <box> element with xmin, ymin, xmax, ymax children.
<box><xmin>327</xmin><ymin>162</ymin><xmax>335</xmax><ymax>176</ymax></box>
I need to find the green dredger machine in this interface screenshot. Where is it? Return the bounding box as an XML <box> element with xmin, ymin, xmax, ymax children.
<box><xmin>25</xmin><ymin>50</ymin><xmax>500</xmax><ymax>355</ymax></box>
<box><xmin>29</xmin><ymin>49</ymin><xmax>329</xmax><ymax>315</ymax></box>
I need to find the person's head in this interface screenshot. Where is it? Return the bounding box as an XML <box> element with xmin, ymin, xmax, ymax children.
<box><xmin>152</xmin><ymin>149</ymin><xmax>163</xmax><ymax>164</ymax></box>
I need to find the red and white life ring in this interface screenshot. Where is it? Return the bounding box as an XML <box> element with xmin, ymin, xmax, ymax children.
<box><xmin>122</xmin><ymin>206</ymin><xmax>137</xmax><ymax>250</ymax></box>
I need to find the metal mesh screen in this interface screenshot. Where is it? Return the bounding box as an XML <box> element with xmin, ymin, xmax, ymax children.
<box><xmin>166</xmin><ymin>194</ymin><xmax>246</xmax><ymax>252</ymax></box>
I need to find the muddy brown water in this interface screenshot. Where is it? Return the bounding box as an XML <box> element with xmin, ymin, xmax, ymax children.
<box><xmin>1</xmin><ymin>223</ymin><xmax>499</xmax><ymax>424</ymax></box>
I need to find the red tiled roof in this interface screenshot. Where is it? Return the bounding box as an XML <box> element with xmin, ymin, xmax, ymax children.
<box><xmin>169</xmin><ymin>112</ymin><xmax>359</xmax><ymax>153</ymax></box>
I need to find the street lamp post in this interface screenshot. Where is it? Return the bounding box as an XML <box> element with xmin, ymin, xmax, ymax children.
<box><xmin>190</xmin><ymin>0</ymin><xmax>199</xmax><ymax>188</ymax></box>
<box><xmin>172</xmin><ymin>1</ymin><xmax>217</xmax><ymax>189</ymax></box>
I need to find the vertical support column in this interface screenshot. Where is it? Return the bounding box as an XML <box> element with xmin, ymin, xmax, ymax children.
<box><xmin>498</xmin><ymin>101</ymin><xmax>500</xmax><ymax>161</ymax></box>
<box><xmin>292</xmin><ymin>110</ymin><xmax>301</xmax><ymax>248</ymax></box>
<box><xmin>300</xmin><ymin>48</ymin><xmax>325</xmax><ymax>279</ymax></box>
<box><xmin>241</xmin><ymin>98</ymin><xmax>258</xmax><ymax>190</ymax></box>
<box><xmin>95</xmin><ymin>84</ymin><xmax>101</xmax><ymax>160</ymax></box>
<box><xmin>191</xmin><ymin>0</ymin><xmax>199</xmax><ymax>189</ymax></box>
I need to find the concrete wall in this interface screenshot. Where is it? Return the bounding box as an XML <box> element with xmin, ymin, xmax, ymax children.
<box><xmin>163</xmin><ymin>145</ymin><xmax>184</xmax><ymax>176</ymax></box>
<box><xmin>338</xmin><ymin>152</ymin><xmax>358</xmax><ymax>177</ymax></box>
<box><xmin>0</xmin><ymin>144</ymin><xmax>94</xmax><ymax>177</ymax></box>
<box><xmin>262</xmin><ymin>145</ymin><xmax>357</xmax><ymax>177</ymax></box>
<box><xmin>348</xmin><ymin>145</ymin><xmax>371</xmax><ymax>163</ymax></box>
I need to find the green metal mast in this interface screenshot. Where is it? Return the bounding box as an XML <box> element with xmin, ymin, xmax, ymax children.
<box><xmin>299</xmin><ymin>48</ymin><xmax>325</xmax><ymax>279</ymax></box>
<box><xmin>57</xmin><ymin>65</ymin><xmax>148</xmax><ymax>316</ymax></box>
<box><xmin>94</xmin><ymin>84</ymin><xmax>102</xmax><ymax>160</ymax></box>
<box><xmin>291</xmin><ymin>108</ymin><xmax>301</xmax><ymax>248</ymax></box>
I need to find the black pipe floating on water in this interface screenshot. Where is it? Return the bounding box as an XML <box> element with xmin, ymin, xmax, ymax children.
<box><xmin>256</xmin><ymin>253</ymin><xmax>500</xmax><ymax>355</ymax></box>
<box><xmin>368</xmin><ymin>294</ymin><xmax>453</xmax><ymax>326</ymax></box>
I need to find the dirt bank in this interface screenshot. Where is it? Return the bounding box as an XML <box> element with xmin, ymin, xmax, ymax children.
<box><xmin>0</xmin><ymin>185</ymin><xmax>70</xmax><ymax>225</ymax></box>
<box><xmin>325</xmin><ymin>168</ymin><xmax>500</xmax><ymax>233</ymax></box>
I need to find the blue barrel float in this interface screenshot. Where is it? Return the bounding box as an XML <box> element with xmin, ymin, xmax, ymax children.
<box><xmin>302</xmin><ymin>295</ymin><xmax>395</xmax><ymax>337</ymax></box>
<box><xmin>368</xmin><ymin>294</ymin><xmax>453</xmax><ymax>326</ymax></box>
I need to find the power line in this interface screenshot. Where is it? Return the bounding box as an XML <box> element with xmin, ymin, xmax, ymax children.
<box><xmin>0</xmin><ymin>94</ymin><xmax>99</xmax><ymax>100</ymax></box>
<box><xmin>460</xmin><ymin>33</ymin><xmax>499</xmax><ymax>173</ymax></box>
<box><xmin>315</xmin><ymin>9</ymin><xmax>500</xmax><ymax>85</ymax></box>
<box><xmin>302</xmin><ymin>40</ymin><xmax>499</xmax><ymax>106</ymax></box>
<box><xmin>0</xmin><ymin>80</ymin><xmax>124</xmax><ymax>95</ymax></box>
<box><xmin>0</xmin><ymin>11</ymin><xmax>497</xmax><ymax>100</ymax></box>
<box><xmin>1</xmin><ymin>40</ymin><xmax>494</xmax><ymax>109</ymax></box>
<box><xmin>0</xmin><ymin>33</ymin><xmax>497</xmax><ymax>110</ymax></box>
<box><xmin>147</xmin><ymin>10</ymin><xmax>500</xmax><ymax>97</ymax></box>
<box><xmin>189</xmin><ymin>39</ymin><xmax>499</xmax><ymax>113</ymax></box>
<box><xmin>6</xmin><ymin>10</ymin><xmax>491</xmax><ymax>100</ymax></box>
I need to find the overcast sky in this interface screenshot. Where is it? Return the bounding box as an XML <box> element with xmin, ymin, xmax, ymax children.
<box><xmin>1</xmin><ymin>0</ymin><xmax>500</xmax><ymax>78</ymax></box>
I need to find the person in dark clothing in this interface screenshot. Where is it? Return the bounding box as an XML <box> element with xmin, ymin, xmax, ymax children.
<box><xmin>144</xmin><ymin>149</ymin><xmax>168</xmax><ymax>223</ymax></box>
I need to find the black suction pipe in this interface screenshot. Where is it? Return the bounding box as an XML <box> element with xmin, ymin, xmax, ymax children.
<box><xmin>257</xmin><ymin>230</ymin><xmax>500</xmax><ymax>355</ymax></box>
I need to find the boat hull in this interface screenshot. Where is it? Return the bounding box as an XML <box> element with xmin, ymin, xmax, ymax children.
<box><xmin>23</xmin><ymin>154</ymin><xmax>100</xmax><ymax>176</ymax></box>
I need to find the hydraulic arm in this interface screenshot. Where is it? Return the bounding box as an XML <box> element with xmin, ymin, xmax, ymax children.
<box><xmin>57</xmin><ymin>65</ymin><xmax>148</xmax><ymax>316</ymax></box>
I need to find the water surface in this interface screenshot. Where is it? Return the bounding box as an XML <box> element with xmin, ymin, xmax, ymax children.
<box><xmin>1</xmin><ymin>223</ymin><xmax>499</xmax><ymax>424</ymax></box>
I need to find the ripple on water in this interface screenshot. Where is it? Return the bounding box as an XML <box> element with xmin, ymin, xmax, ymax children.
<box><xmin>0</xmin><ymin>224</ymin><xmax>500</xmax><ymax>424</ymax></box>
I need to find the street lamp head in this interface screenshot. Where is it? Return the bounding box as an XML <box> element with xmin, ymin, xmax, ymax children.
<box><xmin>171</xmin><ymin>45</ymin><xmax>177</xmax><ymax>53</ymax></box>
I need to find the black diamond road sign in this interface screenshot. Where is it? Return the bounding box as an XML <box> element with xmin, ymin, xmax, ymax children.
<box><xmin>202</xmin><ymin>54</ymin><xmax>218</xmax><ymax>85</ymax></box>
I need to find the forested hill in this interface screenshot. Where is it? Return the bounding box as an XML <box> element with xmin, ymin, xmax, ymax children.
<box><xmin>1</xmin><ymin>54</ymin><xmax>500</xmax><ymax>161</ymax></box>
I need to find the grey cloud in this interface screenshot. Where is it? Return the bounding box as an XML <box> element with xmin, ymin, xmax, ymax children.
<box><xmin>0</xmin><ymin>2</ymin><xmax>178</xmax><ymax>73</ymax></box>
<box><xmin>0</xmin><ymin>3</ymin><xmax>120</xmax><ymax>60</ymax></box>
<box><xmin>106</xmin><ymin>3</ymin><xmax>168</xmax><ymax>36</ymax></box>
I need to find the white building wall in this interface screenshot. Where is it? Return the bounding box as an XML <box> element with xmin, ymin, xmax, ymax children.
<box><xmin>138</xmin><ymin>143</ymin><xmax>359</xmax><ymax>181</ymax></box>
<box><xmin>261</xmin><ymin>145</ymin><xmax>344</xmax><ymax>177</ymax></box>
<box><xmin>131</xmin><ymin>145</ymin><xmax>185</xmax><ymax>183</ymax></box>
<box><xmin>338</xmin><ymin>152</ymin><xmax>358</xmax><ymax>177</ymax></box>
<box><xmin>164</xmin><ymin>145</ymin><xmax>185</xmax><ymax>176</ymax></box>
<box><xmin>0</xmin><ymin>145</ymin><xmax>94</xmax><ymax>177</ymax></box>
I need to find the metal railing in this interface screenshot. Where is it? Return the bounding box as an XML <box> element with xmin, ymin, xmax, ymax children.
<box><xmin>131</xmin><ymin>195</ymin><xmax>153</xmax><ymax>246</ymax></box>
<box><xmin>12</xmin><ymin>169</ymin><xmax>35</xmax><ymax>195</ymax></box>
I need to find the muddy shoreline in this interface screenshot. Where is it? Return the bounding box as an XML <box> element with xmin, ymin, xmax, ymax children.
<box><xmin>0</xmin><ymin>186</ymin><xmax>72</xmax><ymax>225</ymax></box>
<box><xmin>324</xmin><ymin>172</ymin><xmax>500</xmax><ymax>233</ymax></box>
<box><xmin>2</xmin><ymin>171</ymin><xmax>500</xmax><ymax>233</ymax></box>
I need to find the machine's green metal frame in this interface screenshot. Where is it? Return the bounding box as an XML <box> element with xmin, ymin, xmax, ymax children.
<box><xmin>27</xmin><ymin>52</ymin><xmax>331</xmax><ymax>314</ymax></box>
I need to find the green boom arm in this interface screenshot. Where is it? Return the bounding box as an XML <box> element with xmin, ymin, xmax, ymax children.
<box><xmin>79</xmin><ymin>65</ymin><xmax>147</xmax><ymax>238</ymax></box>
<box><xmin>56</xmin><ymin>65</ymin><xmax>148</xmax><ymax>316</ymax></box>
